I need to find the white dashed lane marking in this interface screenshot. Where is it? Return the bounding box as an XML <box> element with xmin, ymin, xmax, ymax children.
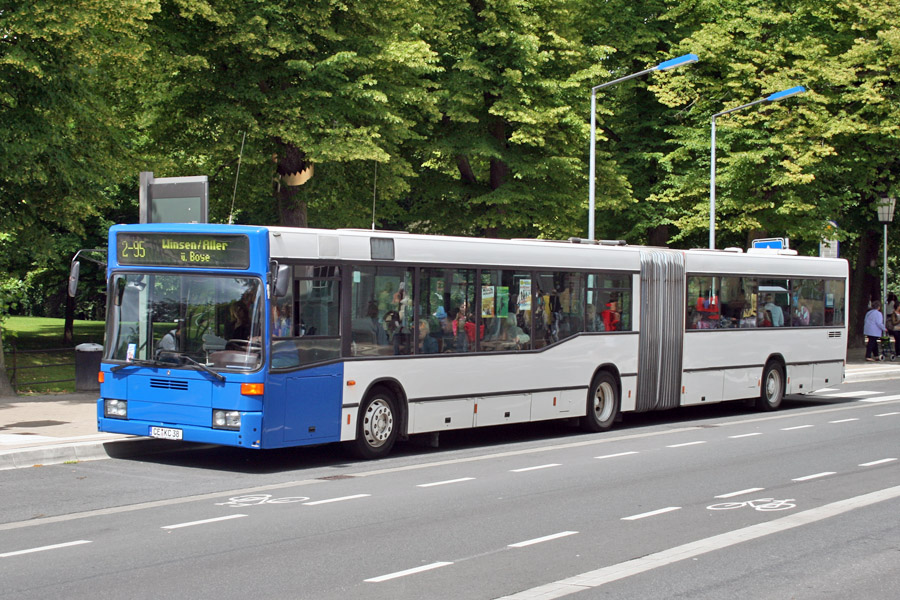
<box><xmin>365</xmin><ymin>562</ymin><xmax>453</xmax><ymax>583</ymax></box>
<box><xmin>508</xmin><ymin>531</ymin><xmax>578</xmax><ymax>548</ymax></box>
<box><xmin>622</xmin><ymin>507</ymin><xmax>681</xmax><ymax>521</ymax></box>
<box><xmin>715</xmin><ymin>488</ymin><xmax>765</xmax><ymax>499</ymax></box>
<box><xmin>416</xmin><ymin>478</ymin><xmax>475</xmax><ymax>488</ymax></box>
<box><xmin>1</xmin><ymin>540</ymin><xmax>92</xmax><ymax>558</ymax></box>
<box><xmin>161</xmin><ymin>514</ymin><xmax>247</xmax><ymax>529</ymax></box>
<box><xmin>792</xmin><ymin>472</ymin><xmax>836</xmax><ymax>482</ymax></box>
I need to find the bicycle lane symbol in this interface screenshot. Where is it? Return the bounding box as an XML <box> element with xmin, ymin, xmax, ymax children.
<box><xmin>216</xmin><ymin>494</ymin><xmax>310</xmax><ymax>508</ymax></box>
<box><xmin>707</xmin><ymin>498</ymin><xmax>797</xmax><ymax>512</ymax></box>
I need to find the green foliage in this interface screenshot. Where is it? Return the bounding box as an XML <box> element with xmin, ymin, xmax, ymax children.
<box><xmin>2</xmin><ymin>0</ymin><xmax>900</xmax><ymax>327</ymax></box>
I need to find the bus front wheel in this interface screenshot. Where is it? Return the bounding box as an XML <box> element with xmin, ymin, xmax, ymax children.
<box><xmin>581</xmin><ymin>372</ymin><xmax>619</xmax><ymax>432</ymax></box>
<box><xmin>352</xmin><ymin>389</ymin><xmax>399</xmax><ymax>459</ymax></box>
<box><xmin>756</xmin><ymin>362</ymin><xmax>785</xmax><ymax>411</ymax></box>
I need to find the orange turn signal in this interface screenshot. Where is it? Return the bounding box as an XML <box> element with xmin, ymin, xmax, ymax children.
<box><xmin>98</xmin><ymin>371</ymin><xmax>105</xmax><ymax>384</ymax></box>
<box><xmin>241</xmin><ymin>383</ymin><xmax>265</xmax><ymax>396</ymax></box>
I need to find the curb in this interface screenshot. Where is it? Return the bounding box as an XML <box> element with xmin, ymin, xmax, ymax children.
<box><xmin>0</xmin><ymin>437</ymin><xmax>204</xmax><ymax>471</ymax></box>
<box><xmin>844</xmin><ymin>368</ymin><xmax>900</xmax><ymax>384</ymax></box>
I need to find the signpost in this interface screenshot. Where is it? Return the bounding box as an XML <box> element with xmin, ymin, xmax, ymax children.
<box><xmin>751</xmin><ymin>237</ymin><xmax>788</xmax><ymax>250</ymax></box>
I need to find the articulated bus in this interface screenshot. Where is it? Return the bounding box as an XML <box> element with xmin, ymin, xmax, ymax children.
<box><xmin>89</xmin><ymin>223</ymin><xmax>848</xmax><ymax>458</ymax></box>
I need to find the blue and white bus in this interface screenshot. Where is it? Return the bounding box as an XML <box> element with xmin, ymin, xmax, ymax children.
<box><xmin>87</xmin><ymin>223</ymin><xmax>848</xmax><ymax>458</ymax></box>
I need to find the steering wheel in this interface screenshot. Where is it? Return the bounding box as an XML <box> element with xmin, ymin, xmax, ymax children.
<box><xmin>226</xmin><ymin>339</ymin><xmax>262</xmax><ymax>352</ymax></box>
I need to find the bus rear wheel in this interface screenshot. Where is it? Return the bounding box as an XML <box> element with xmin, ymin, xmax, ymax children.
<box><xmin>581</xmin><ymin>372</ymin><xmax>619</xmax><ymax>432</ymax></box>
<box><xmin>756</xmin><ymin>362</ymin><xmax>785</xmax><ymax>411</ymax></box>
<box><xmin>352</xmin><ymin>388</ymin><xmax>399</xmax><ymax>459</ymax></box>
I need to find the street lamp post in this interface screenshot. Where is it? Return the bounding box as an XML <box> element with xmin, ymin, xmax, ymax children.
<box><xmin>588</xmin><ymin>53</ymin><xmax>698</xmax><ymax>241</ymax></box>
<box><xmin>877</xmin><ymin>195</ymin><xmax>896</xmax><ymax>326</ymax></box>
<box><xmin>709</xmin><ymin>85</ymin><xmax>806</xmax><ymax>249</ymax></box>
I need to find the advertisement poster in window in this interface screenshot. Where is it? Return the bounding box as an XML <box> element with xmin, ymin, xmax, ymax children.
<box><xmin>518</xmin><ymin>279</ymin><xmax>532</xmax><ymax>312</ymax></box>
<box><xmin>482</xmin><ymin>286</ymin><xmax>495</xmax><ymax>318</ymax></box>
<box><xmin>497</xmin><ymin>286</ymin><xmax>509</xmax><ymax>318</ymax></box>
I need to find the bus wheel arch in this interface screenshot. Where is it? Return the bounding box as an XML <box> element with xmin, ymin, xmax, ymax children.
<box><xmin>757</xmin><ymin>356</ymin><xmax>786</xmax><ymax>411</ymax></box>
<box><xmin>581</xmin><ymin>367</ymin><xmax>620</xmax><ymax>432</ymax></box>
<box><xmin>351</xmin><ymin>383</ymin><xmax>404</xmax><ymax>459</ymax></box>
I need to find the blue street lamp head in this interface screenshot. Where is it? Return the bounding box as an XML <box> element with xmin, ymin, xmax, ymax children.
<box><xmin>766</xmin><ymin>85</ymin><xmax>806</xmax><ymax>102</ymax></box>
<box><xmin>655</xmin><ymin>53</ymin><xmax>699</xmax><ymax>71</ymax></box>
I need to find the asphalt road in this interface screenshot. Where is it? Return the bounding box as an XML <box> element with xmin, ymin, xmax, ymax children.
<box><xmin>2</xmin><ymin>381</ymin><xmax>898</xmax><ymax>599</ymax></box>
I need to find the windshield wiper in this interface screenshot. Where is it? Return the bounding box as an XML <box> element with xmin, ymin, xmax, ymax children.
<box><xmin>110</xmin><ymin>359</ymin><xmax>172</xmax><ymax>372</ymax></box>
<box><xmin>180</xmin><ymin>354</ymin><xmax>226</xmax><ymax>382</ymax></box>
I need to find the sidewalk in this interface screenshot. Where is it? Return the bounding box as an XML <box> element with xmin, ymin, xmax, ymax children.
<box><xmin>2</xmin><ymin>352</ymin><xmax>899</xmax><ymax>470</ymax></box>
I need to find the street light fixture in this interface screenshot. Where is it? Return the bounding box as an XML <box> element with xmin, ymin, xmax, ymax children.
<box><xmin>878</xmin><ymin>194</ymin><xmax>896</xmax><ymax>326</ymax></box>
<box><xmin>709</xmin><ymin>85</ymin><xmax>806</xmax><ymax>249</ymax></box>
<box><xmin>587</xmin><ymin>53</ymin><xmax>699</xmax><ymax>241</ymax></box>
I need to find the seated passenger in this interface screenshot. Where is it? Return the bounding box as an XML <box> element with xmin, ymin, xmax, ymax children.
<box><xmin>417</xmin><ymin>318</ymin><xmax>438</xmax><ymax>354</ymax></box>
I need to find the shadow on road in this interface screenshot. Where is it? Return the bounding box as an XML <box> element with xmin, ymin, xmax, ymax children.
<box><xmin>107</xmin><ymin>392</ymin><xmax>857</xmax><ymax>476</ymax></box>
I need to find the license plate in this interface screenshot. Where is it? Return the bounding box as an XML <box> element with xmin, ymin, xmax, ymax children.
<box><xmin>150</xmin><ymin>426</ymin><xmax>183</xmax><ymax>441</ymax></box>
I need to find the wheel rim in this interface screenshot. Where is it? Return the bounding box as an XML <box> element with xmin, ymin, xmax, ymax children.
<box><xmin>765</xmin><ymin>370</ymin><xmax>782</xmax><ymax>403</ymax></box>
<box><xmin>593</xmin><ymin>381</ymin><xmax>615</xmax><ymax>423</ymax></box>
<box><xmin>363</xmin><ymin>399</ymin><xmax>394</xmax><ymax>448</ymax></box>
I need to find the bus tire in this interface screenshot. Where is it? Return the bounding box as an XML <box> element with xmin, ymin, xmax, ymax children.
<box><xmin>756</xmin><ymin>362</ymin><xmax>785</xmax><ymax>411</ymax></box>
<box><xmin>581</xmin><ymin>371</ymin><xmax>619</xmax><ymax>432</ymax></box>
<box><xmin>352</xmin><ymin>388</ymin><xmax>399</xmax><ymax>459</ymax></box>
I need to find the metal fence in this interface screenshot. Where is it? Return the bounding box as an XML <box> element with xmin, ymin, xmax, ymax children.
<box><xmin>3</xmin><ymin>345</ymin><xmax>76</xmax><ymax>393</ymax></box>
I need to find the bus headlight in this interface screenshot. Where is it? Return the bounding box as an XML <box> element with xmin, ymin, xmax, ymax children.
<box><xmin>212</xmin><ymin>410</ymin><xmax>241</xmax><ymax>430</ymax></box>
<box><xmin>105</xmin><ymin>399</ymin><xmax>128</xmax><ymax>419</ymax></box>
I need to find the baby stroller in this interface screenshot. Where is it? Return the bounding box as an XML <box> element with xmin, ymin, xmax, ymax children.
<box><xmin>878</xmin><ymin>334</ymin><xmax>896</xmax><ymax>361</ymax></box>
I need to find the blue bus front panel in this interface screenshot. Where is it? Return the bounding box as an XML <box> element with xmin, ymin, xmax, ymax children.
<box><xmin>98</xmin><ymin>362</ymin><xmax>346</xmax><ymax>449</ymax></box>
<box><xmin>98</xmin><ymin>367</ymin><xmax>266</xmax><ymax>448</ymax></box>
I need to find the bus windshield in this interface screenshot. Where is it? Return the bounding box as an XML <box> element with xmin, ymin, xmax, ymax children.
<box><xmin>106</xmin><ymin>272</ymin><xmax>265</xmax><ymax>372</ymax></box>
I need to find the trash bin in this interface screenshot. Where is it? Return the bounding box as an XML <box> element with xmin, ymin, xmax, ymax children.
<box><xmin>75</xmin><ymin>343</ymin><xmax>103</xmax><ymax>392</ymax></box>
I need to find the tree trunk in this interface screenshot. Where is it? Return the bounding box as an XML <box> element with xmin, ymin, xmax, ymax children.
<box><xmin>647</xmin><ymin>225</ymin><xmax>669</xmax><ymax>247</ymax></box>
<box><xmin>0</xmin><ymin>327</ymin><xmax>16</xmax><ymax>397</ymax></box>
<box><xmin>274</xmin><ymin>140</ymin><xmax>311</xmax><ymax>227</ymax></box>
<box><xmin>849</xmin><ymin>227</ymin><xmax>880</xmax><ymax>347</ymax></box>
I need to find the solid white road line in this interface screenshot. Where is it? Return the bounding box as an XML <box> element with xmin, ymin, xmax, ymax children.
<box><xmin>781</xmin><ymin>425</ymin><xmax>814</xmax><ymax>431</ymax></box>
<box><xmin>666</xmin><ymin>441</ymin><xmax>706</xmax><ymax>448</ymax></box>
<box><xmin>792</xmin><ymin>472</ymin><xmax>836</xmax><ymax>482</ymax></box>
<box><xmin>828</xmin><ymin>418</ymin><xmax>859</xmax><ymax>423</ymax></box>
<box><xmin>595</xmin><ymin>451</ymin><xmax>639</xmax><ymax>460</ymax></box>
<box><xmin>1</xmin><ymin>540</ymin><xmax>91</xmax><ymax>558</ymax></box>
<box><xmin>365</xmin><ymin>561</ymin><xmax>453</xmax><ymax>582</ymax></box>
<box><xmin>495</xmin><ymin>485</ymin><xmax>900</xmax><ymax>599</ymax></box>
<box><xmin>510</xmin><ymin>464</ymin><xmax>561</xmax><ymax>473</ymax></box>
<box><xmin>161</xmin><ymin>514</ymin><xmax>247</xmax><ymax>529</ymax></box>
<box><xmin>715</xmin><ymin>487</ymin><xmax>765</xmax><ymax>499</ymax></box>
<box><xmin>621</xmin><ymin>507</ymin><xmax>681</xmax><ymax>521</ymax></box>
<box><xmin>302</xmin><ymin>494</ymin><xmax>371</xmax><ymax>505</ymax></box>
<box><xmin>509</xmin><ymin>531</ymin><xmax>579</xmax><ymax>548</ymax></box>
<box><xmin>416</xmin><ymin>478</ymin><xmax>475</xmax><ymax>488</ymax></box>
<box><xmin>860</xmin><ymin>458</ymin><xmax>897</xmax><ymax>467</ymax></box>
<box><xmin>729</xmin><ymin>433</ymin><xmax>763</xmax><ymax>439</ymax></box>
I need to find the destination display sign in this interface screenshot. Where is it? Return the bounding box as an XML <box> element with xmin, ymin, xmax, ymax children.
<box><xmin>117</xmin><ymin>233</ymin><xmax>250</xmax><ymax>269</ymax></box>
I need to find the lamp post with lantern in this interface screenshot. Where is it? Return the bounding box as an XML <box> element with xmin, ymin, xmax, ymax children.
<box><xmin>877</xmin><ymin>194</ymin><xmax>896</xmax><ymax>326</ymax></box>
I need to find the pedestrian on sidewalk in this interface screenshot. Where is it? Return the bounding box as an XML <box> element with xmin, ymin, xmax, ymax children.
<box><xmin>886</xmin><ymin>292</ymin><xmax>899</xmax><ymax>358</ymax></box>
<box><xmin>864</xmin><ymin>300</ymin><xmax>885</xmax><ymax>361</ymax></box>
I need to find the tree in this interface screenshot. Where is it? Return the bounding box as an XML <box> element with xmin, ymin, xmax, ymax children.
<box><xmin>141</xmin><ymin>0</ymin><xmax>441</xmax><ymax>230</ymax></box>
<box><xmin>654</xmin><ymin>0</ymin><xmax>900</xmax><ymax>341</ymax></box>
<box><xmin>0</xmin><ymin>1</ymin><xmax>156</xmax><ymax>392</ymax></box>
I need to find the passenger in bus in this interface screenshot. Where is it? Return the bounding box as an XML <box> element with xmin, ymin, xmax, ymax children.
<box><xmin>417</xmin><ymin>318</ymin><xmax>438</xmax><ymax>354</ymax></box>
<box><xmin>763</xmin><ymin>294</ymin><xmax>784</xmax><ymax>327</ymax></box>
<box><xmin>792</xmin><ymin>302</ymin><xmax>810</xmax><ymax>327</ymax></box>
<box><xmin>157</xmin><ymin>319</ymin><xmax>182</xmax><ymax>353</ymax></box>
<box><xmin>451</xmin><ymin>307</ymin><xmax>469</xmax><ymax>351</ymax></box>
<box><xmin>585</xmin><ymin>304</ymin><xmax>605</xmax><ymax>332</ymax></box>
<box><xmin>601</xmin><ymin>295</ymin><xmax>621</xmax><ymax>331</ymax></box>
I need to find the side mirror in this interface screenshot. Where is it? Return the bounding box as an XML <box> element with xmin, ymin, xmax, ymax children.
<box><xmin>68</xmin><ymin>261</ymin><xmax>81</xmax><ymax>298</ymax></box>
<box><xmin>273</xmin><ymin>264</ymin><xmax>292</xmax><ymax>298</ymax></box>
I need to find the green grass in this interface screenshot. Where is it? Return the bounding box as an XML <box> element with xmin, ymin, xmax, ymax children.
<box><xmin>2</xmin><ymin>316</ymin><xmax>106</xmax><ymax>394</ymax></box>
